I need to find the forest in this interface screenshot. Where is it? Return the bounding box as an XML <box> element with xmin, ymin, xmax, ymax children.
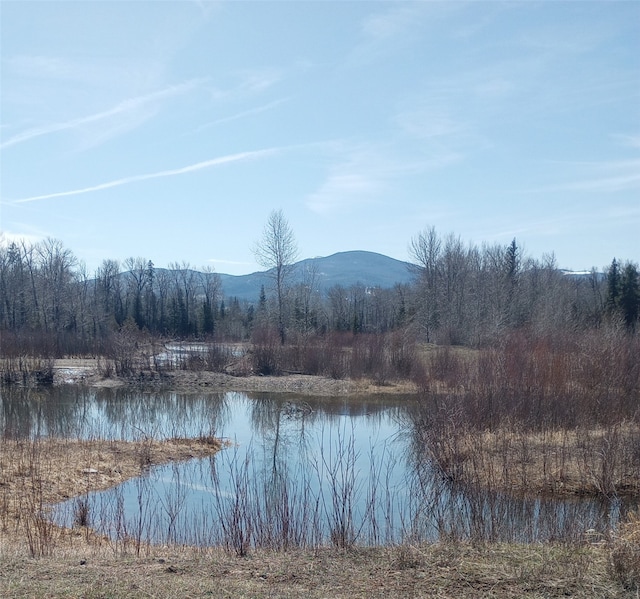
<box><xmin>0</xmin><ymin>227</ymin><xmax>638</xmax><ymax>378</ymax></box>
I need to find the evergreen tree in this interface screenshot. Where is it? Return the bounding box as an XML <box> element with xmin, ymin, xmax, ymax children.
<box><xmin>619</xmin><ymin>262</ymin><xmax>639</xmax><ymax>330</ymax></box>
<box><xmin>606</xmin><ymin>258</ymin><xmax>621</xmax><ymax>314</ymax></box>
<box><xmin>202</xmin><ymin>297</ymin><xmax>215</xmax><ymax>336</ymax></box>
<box><xmin>259</xmin><ymin>285</ymin><xmax>267</xmax><ymax>312</ymax></box>
<box><xmin>504</xmin><ymin>238</ymin><xmax>520</xmax><ymax>286</ymax></box>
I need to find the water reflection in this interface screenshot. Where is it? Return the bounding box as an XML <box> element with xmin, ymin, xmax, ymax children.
<box><xmin>0</xmin><ymin>386</ymin><xmax>631</xmax><ymax>546</ymax></box>
<box><xmin>0</xmin><ymin>386</ymin><xmax>404</xmax><ymax>441</ymax></box>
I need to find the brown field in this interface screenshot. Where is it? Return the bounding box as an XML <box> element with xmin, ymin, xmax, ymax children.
<box><xmin>0</xmin><ymin>536</ymin><xmax>630</xmax><ymax>598</ymax></box>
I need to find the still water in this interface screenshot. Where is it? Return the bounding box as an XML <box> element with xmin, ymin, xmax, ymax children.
<box><xmin>1</xmin><ymin>386</ymin><xmax>626</xmax><ymax>547</ymax></box>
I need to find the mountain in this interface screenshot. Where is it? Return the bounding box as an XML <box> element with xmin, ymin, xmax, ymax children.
<box><xmin>218</xmin><ymin>251</ymin><xmax>414</xmax><ymax>301</ymax></box>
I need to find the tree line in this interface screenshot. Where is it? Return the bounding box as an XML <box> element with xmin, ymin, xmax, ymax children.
<box><xmin>0</xmin><ymin>218</ymin><xmax>638</xmax><ymax>359</ymax></box>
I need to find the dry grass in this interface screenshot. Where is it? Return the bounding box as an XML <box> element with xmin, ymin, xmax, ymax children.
<box><xmin>610</xmin><ymin>510</ymin><xmax>640</xmax><ymax>590</ymax></box>
<box><xmin>0</xmin><ymin>435</ymin><xmax>222</xmax><ymax>546</ymax></box>
<box><xmin>430</xmin><ymin>424</ymin><xmax>640</xmax><ymax>498</ymax></box>
<box><xmin>348</xmin><ymin>377</ymin><xmax>419</xmax><ymax>395</ymax></box>
<box><xmin>0</xmin><ymin>541</ymin><xmax>629</xmax><ymax>598</ymax></box>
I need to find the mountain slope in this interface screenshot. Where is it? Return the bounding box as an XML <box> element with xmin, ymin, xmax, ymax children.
<box><xmin>219</xmin><ymin>251</ymin><xmax>414</xmax><ymax>301</ymax></box>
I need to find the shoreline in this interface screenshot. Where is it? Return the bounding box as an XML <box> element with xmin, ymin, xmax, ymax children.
<box><xmin>0</xmin><ymin>436</ymin><xmax>223</xmax><ymax>545</ymax></box>
<box><xmin>0</xmin><ymin>373</ymin><xmax>637</xmax><ymax>596</ymax></box>
<box><xmin>15</xmin><ymin>360</ymin><xmax>640</xmax><ymax>500</ymax></box>
<box><xmin>51</xmin><ymin>358</ymin><xmax>420</xmax><ymax>395</ymax></box>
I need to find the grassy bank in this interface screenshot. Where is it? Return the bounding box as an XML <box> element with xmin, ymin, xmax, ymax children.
<box><xmin>0</xmin><ymin>540</ymin><xmax>630</xmax><ymax>598</ymax></box>
<box><xmin>0</xmin><ymin>436</ymin><xmax>222</xmax><ymax>556</ymax></box>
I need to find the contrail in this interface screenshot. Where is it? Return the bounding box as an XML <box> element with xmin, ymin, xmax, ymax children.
<box><xmin>10</xmin><ymin>148</ymin><xmax>278</xmax><ymax>204</ymax></box>
<box><xmin>198</xmin><ymin>98</ymin><xmax>288</xmax><ymax>130</ymax></box>
<box><xmin>1</xmin><ymin>80</ymin><xmax>201</xmax><ymax>150</ymax></box>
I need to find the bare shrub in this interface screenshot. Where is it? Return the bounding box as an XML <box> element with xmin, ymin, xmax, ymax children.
<box><xmin>0</xmin><ymin>355</ymin><xmax>54</xmax><ymax>387</ymax></box>
<box><xmin>324</xmin><ymin>333</ymin><xmax>349</xmax><ymax>379</ymax></box>
<box><xmin>428</xmin><ymin>346</ymin><xmax>466</xmax><ymax>389</ymax></box>
<box><xmin>299</xmin><ymin>341</ymin><xmax>326</xmax><ymax>375</ymax></box>
<box><xmin>106</xmin><ymin>319</ymin><xmax>150</xmax><ymax>377</ymax></box>
<box><xmin>409</xmin><ymin>325</ymin><xmax>640</xmax><ymax>500</ymax></box>
<box><xmin>349</xmin><ymin>334</ymin><xmax>388</xmax><ymax>384</ymax></box>
<box><xmin>250</xmin><ymin>324</ymin><xmax>281</xmax><ymax>375</ymax></box>
<box><xmin>410</xmin><ymin>358</ymin><xmax>431</xmax><ymax>393</ymax></box>
<box><xmin>73</xmin><ymin>495</ymin><xmax>90</xmax><ymax>527</ymax></box>
<box><xmin>17</xmin><ymin>440</ymin><xmax>59</xmax><ymax>556</ymax></box>
<box><xmin>388</xmin><ymin>330</ymin><xmax>418</xmax><ymax>378</ymax></box>
<box><xmin>96</xmin><ymin>355</ymin><xmax>114</xmax><ymax>378</ymax></box>
<box><xmin>204</xmin><ymin>344</ymin><xmax>233</xmax><ymax>371</ymax></box>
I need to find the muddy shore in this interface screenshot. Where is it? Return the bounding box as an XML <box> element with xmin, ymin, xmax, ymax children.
<box><xmin>52</xmin><ymin>358</ymin><xmax>419</xmax><ymax>395</ymax></box>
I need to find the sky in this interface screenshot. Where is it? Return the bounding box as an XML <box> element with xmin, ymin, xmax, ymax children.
<box><xmin>1</xmin><ymin>1</ymin><xmax>639</xmax><ymax>276</ymax></box>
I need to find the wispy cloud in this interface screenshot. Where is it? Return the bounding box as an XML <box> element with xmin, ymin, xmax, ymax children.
<box><xmin>522</xmin><ymin>159</ymin><xmax>640</xmax><ymax>194</ymax></box>
<box><xmin>209</xmin><ymin>67</ymin><xmax>283</xmax><ymax>101</ymax></box>
<box><xmin>306</xmin><ymin>142</ymin><xmax>460</xmax><ymax>216</ymax></box>
<box><xmin>305</xmin><ymin>144</ymin><xmax>394</xmax><ymax>215</ymax></box>
<box><xmin>307</xmin><ymin>172</ymin><xmax>382</xmax><ymax>216</ymax></box>
<box><xmin>6</xmin><ymin>54</ymin><xmax>162</xmax><ymax>89</ymax></box>
<box><xmin>191</xmin><ymin>0</ymin><xmax>220</xmax><ymax>19</ymax></box>
<box><xmin>1</xmin><ymin>79</ymin><xmax>201</xmax><ymax>150</ymax></box>
<box><xmin>394</xmin><ymin>106</ymin><xmax>468</xmax><ymax>140</ymax></box>
<box><xmin>237</xmin><ymin>68</ymin><xmax>282</xmax><ymax>94</ymax></box>
<box><xmin>0</xmin><ymin>229</ymin><xmax>47</xmax><ymax>247</ymax></box>
<box><xmin>612</xmin><ymin>133</ymin><xmax>640</xmax><ymax>149</ymax></box>
<box><xmin>347</xmin><ymin>2</ymin><xmax>462</xmax><ymax>67</ymax></box>
<box><xmin>198</xmin><ymin>98</ymin><xmax>288</xmax><ymax>131</ymax></box>
<box><xmin>361</xmin><ymin>1</ymin><xmax>463</xmax><ymax>41</ymax></box>
<box><xmin>361</xmin><ymin>4</ymin><xmax>424</xmax><ymax>40</ymax></box>
<box><xmin>7</xmin><ymin>148</ymin><xmax>279</xmax><ymax>204</ymax></box>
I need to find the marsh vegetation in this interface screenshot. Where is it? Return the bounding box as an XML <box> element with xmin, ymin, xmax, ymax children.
<box><xmin>1</xmin><ymin>229</ymin><xmax>638</xmax><ymax>596</ymax></box>
<box><xmin>1</xmin><ymin>361</ymin><xmax>639</xmax><ymax>597</ymax></box>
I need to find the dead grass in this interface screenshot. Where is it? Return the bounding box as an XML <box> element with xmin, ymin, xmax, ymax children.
<box><xmin>348</xmin><ymin>378</ymin><xmax>419</xmax><ymax>395</ymax></box>
<box><xmin>0</xmin><ymin>540</ymin><xmax>629</xmax><ymax>598</ymax></box>
<box><xmin>0</xmin><ymin>435</ymin><xmax>223</xmax><ymax>544</ymax></box>
<box><xmin>610</xmin><ymin>510</ymin><xmax>640</xmax><ymax>590</ymax></box>
<box><xmin>430</xmin><ymin>423</ymin><xmax>640</xmax><ymax>498</ymax></box>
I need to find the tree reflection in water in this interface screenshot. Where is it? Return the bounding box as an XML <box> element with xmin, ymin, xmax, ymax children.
<box><xmin>5</xmin><ymin>387</ymin><xmax>630</xmax><ymax>548</ymax></box>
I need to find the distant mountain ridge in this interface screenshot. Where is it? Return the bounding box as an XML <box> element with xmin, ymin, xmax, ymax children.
<box><xmin>218</xmin><ymin>251</ymin><xmax>414</xmax><ymax>301</ymax></box>
<box><xmin>113</xmin><ymin>253</ymin><xmax>602</xmax><ymax>304</ymax></box>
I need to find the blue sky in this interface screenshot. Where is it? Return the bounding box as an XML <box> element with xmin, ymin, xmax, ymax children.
<box><xmin>1</xmin><ymin>1</ymin><xmax>638</xmax><ymax>276</ymax></box>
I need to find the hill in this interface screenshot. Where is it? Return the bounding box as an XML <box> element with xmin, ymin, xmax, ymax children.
<box><xmin>218</xmin><ymin>251</ymin><xmax>414</xmax><ymax>301</ymax></box>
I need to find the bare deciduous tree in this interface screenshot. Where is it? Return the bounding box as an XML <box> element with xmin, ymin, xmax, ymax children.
<box><xmin>253</xmin><ymin>209</ymin><xmax>298</xmax><ymax>343</ymax></box>
<box><xmin>409</xmin><ymin>227</ymin><xmax>441</xmax><ymax>343</ymax></box>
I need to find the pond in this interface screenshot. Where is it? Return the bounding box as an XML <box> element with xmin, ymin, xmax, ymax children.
<box><xmin>1</xmin><ymin>386</ymin><xmax>628</xmax><ymax>548</ymax></box>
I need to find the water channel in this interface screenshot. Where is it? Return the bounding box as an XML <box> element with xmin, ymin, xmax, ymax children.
<box><xmin>1</xmin><ymin>386</ymin><xmax>627</xmax><ymax>548</ymax></box>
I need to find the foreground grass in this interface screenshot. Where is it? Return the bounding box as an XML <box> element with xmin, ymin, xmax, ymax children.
<box><xmin>0</xmin><ymin>541</ymin><xmax>630</xmax><ymax>599</ymax></box>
